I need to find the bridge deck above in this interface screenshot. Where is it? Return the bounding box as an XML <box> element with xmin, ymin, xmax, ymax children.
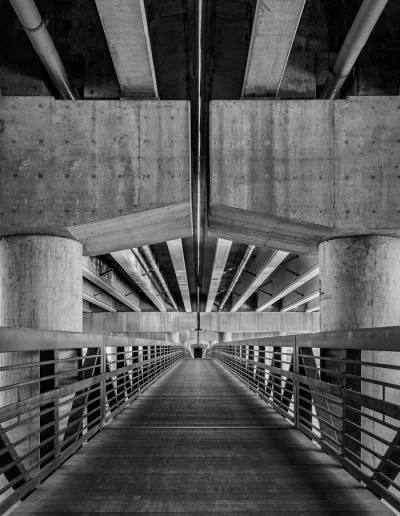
<box><xmin>13</xmin><ymin>359</ymin><xmax>391</xmax><ymax>515</ymax></box>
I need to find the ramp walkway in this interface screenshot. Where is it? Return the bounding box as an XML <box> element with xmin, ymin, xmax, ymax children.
<box><xmin>13</xmin><ymin>359</ymin><xmax>392</xmax><ymax>515</ymax></box>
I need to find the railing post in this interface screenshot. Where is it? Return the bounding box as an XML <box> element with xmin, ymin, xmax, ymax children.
<box><xmin>100</xmin><ymin>335</ymin><xmax>107</xmax><ymax>428</ymax></box>
<box><xmin>293</xmin><ymin>336</ymin><xmax>299</xmax><ymax>429</ymax></box>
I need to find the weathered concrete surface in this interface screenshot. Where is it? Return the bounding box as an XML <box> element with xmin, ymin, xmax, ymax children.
<box><xmin>0</xmin><ymin>97</ymin><xmax>191</xmax><ymax>253</ymax></box>
<box><xmin>231</xmin><ymin>249</ymin><xmax>288</xmax><ymax>312</ymax></box>
<box><xmin>95</xmin><ymin>0</ymin><xmax>158</xmax><ymax>98</ymax></box>
<box><xmin>84</xmin><ymin>311</ymin><xmax>319</xmax><ymax>334</ymax></box>
<box><xmin>167</xmin><ymin>239</ymin><xmax>192</xmax><ymax>312</ymax></box>
<box><xmin>320</xmin><ymin>236</ymin><xmax>400</xmax><ymax>331</ymax></box>
<box><xmin>210</xmin><ymin>97</ymin><xmax>400</xmax><ymax>252</ymax></box>
<box><xmin>242</xmin><ymin>0</ymin><xmax>306</xmax><ymax>97</ymax></box>
<box><xmin>0</xmin><ymin>236</ymin><xmax>82</xmax><ymax>476</ymax></box>
<box><xmin>205</xmin><ymin>238</ymin><xmax>232</xmax><ymax>312</ymax></box>
<box><xmin>320</xmin><ymin>236</ymin><xmax>400</xmax><ymax>472</ymax></box>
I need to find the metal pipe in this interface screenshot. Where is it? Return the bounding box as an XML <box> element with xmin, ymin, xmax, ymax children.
<box><xmin>10</xmin><ymin>0</ymin><xmax>78</xmax><ymax>100</ymax></box>
<box><xmin>320</xmin><ymin>0</ymin><xmax>388</xmax><ymax>99</ymax></box>
<box><xmin>141</xmin><ymin>245</ymin><xmax>179</xmax><ymax>311</ymax></box>
<box><xmin>218</xmin><ymin>245</ymin><xmax>255</xmax><ymax>312</ymax></box>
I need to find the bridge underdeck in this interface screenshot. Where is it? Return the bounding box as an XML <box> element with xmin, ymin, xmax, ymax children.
<box><xmin>13</xmin><ymin>359</ymin><xmax>391</xmax><ymax>515</ymax></box>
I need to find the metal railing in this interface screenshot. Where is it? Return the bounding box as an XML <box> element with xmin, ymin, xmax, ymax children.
<box><xmin>210</xmin><ymin>327</ymin><xmax>400</xmax><ymax>513</ymax></box>
<box><xmin>0</xmin><ymin>327</ymin><xmax>188</xmax><ymax>514</ymax></box>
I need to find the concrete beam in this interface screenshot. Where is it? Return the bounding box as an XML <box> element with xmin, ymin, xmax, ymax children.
<box><xmin>111</xmin><ymin>249</ymin><xmax>166</xmax><ymax>311</ymax></box>
<box><xmin>0</xmin><ymin>98</ymin><xmax>191</xmax><ymax>254</ymax></box>
<box><xmin>242</xmin><ymin>0</ymin><xmax>306</xmax><ymax>97</ymax></box>
<box><xmin>210</xmin><ymin>98</ymin><xmax>400</xmax><ymax>252</ymax></box>
<box><xmin>83</xmin><ymin>292</ymin><xmax>116</xmax><ymax>312</ymax></box>
<box><xmin>83</xmin><ymin>264</ymin><xmax>141</xmax><ymax>311</ymax></box>
<box><xmin>83</xmin><ymin>311</ymin><xmax>319</xmax><ymax>334</ymax></box>
<box><xmin>231</xmin><ymin>249</ymin><xmax>289</xmax><ymax>312</ymax></box>
<box><xmin>257</xmin><ymin>264</ymin><xmax>319</xmax><ymax>312</ymax></box>
<box><xmin>281</xmin><ymin>289</ymin><xmax>319</xmax><ymax>312</ymax></box>
<box><xmin>95</xmin><ymin>0</ymin><xmax>158</xmax><ymax>98</ymax></box>
<box><xmin>167</xmin><ymin>239</ymin><xmax>191</xmax><ymax>312</ymax></box>
<box><xmin>84</xmin><ymin>312</ymin><xmax>198</xmax><ymax>333</ymax></box>
<box><xmin>205</xmin><ymin>238</ymin><xmax>232</xmax><ymax>312</ymax></box>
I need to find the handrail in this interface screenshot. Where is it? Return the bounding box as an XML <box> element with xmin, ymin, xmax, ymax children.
<box><xmin>0</xmin><ymin>327</ymin><xmax>189</xmax><ymax>514</ymax></box>
<box><xmin>210</xmin><ymin>326</ymin><xmax>400</xmax><ymax>513</ymax></box>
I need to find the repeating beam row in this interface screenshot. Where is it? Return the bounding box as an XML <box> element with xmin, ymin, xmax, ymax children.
<box><xmin>231</xmin><ymin>250</ymin><xmax>289</xmax><ymax>312</ymax></box>
<box><xmin>257</xmin><ymin>263</ymin><xmax>319</xmax><ymax>312</ymax></box>
<box><xmin>111</xmin><ymin>249</ymin><xmax>166</xmax><ymax>311</ymax></box>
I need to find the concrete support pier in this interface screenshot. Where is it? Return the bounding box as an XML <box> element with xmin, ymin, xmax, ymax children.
<box><xmin>319</xmin><ymin>235</ymin><xmax>400</xmax><ymax>470</ymax></box>
<box><xmin>0</xmin><ymin>235</ymin><xmax>82</xmax><ymax>331</ymax></box>
<box><xmin>0</xmin><ymin>235</ymin><xmax>82</xmax><ymax>481</ymax></box>
<box><xmin>320</xmin><ymin>236</ymin><xmax>400</xmax><ymax>331</ymax></box>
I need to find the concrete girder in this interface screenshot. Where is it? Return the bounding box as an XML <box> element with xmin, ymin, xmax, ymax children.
<box><xmin>95</xmin><ymin>0</ymin><xmax>158</xmax><ymax>99</ymax></box>
<box><xmin>83</xmin><ymin>264</ymin><xmax>141</xmax><ymax>312</ymax></box>
<box><xmin>111</xmin><ymin>249</ymin><xmax>166</xmax><ymax>312</ymax></box>
<box><xmin>167</xmin><ymin>239</ymin><xmax>192</xmax><ymax>312</ymax></box>
<box><xmin>281</xmin><ymin>289</ymin><xmax>319</xmax><ymax>312</ymax></box>
<box><xmin>0</xmin><ymin>98</ymin><xmax>192</xmax><ymax>254</ymax></box>
<box><xmin>83</xmin><ymin>311</ymin><xmax>319</xmax><ymax>334</ymax></box>
<box><xmin>205</xmin><ymin>238</ymin><xmax>232</xmax><ymax>312</ymax></box>
<box><xmin>210</xmin><ymin>98</ymin><xmax>400</xmax><ymax>253</ymax></box>
<box><xmin>242</xmin><ymin>0</ymin><xmax>306</xmax><ymax>97</ymax></box>
<box><xmin>231</xmin><ymin>249</ymin><xmax>289</xmax><ymax>312</ymax></box>
<box><xmin>257</xmin><ymin>264</ymin><xmax>319</xmax><ymax>312</ymax></box>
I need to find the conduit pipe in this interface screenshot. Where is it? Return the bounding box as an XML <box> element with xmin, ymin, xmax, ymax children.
<box><xmin>141</xmin><ymin>246</ymin><xmax>179</xmax><ymax>312</ymax></box>
<box><xmin>218</xmin><ymin>245</ymin><xmax>255</xmax><ymax>312</ymax></box>
<box><xmin>320</xmin><ymin>0</ymin><xmax>388</xmax><ymax>99</ymax></box>
<box><xmin>10</xmin><ymin>0</ymin><xmax>78</xmax><ymax>100</ymax></box>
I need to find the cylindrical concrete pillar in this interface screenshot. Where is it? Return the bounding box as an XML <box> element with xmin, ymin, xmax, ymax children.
<box><xmin>320</xmin><ymin>236</ymin><xmax>400</xmax><ymax>331</ymax></box>
<box><xmin>0</xmin><ymin>235</ymin><xmax>82</xmax><ymax>331</ymax></box>
<box><xmin>319</xmin><ymin>235</ymin><xmax>400</xmax><ymax>470</ymax></box>
<box><xmin>0</xmin><ymin>235</ymin><xmax>82</xmax><ymax>476</ymax></box>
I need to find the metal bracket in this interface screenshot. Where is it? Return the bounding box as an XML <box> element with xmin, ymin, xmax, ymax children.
<box><xmin>99</xmin><ymin>269</ymin><xmax>113</xmax><ymax>277</ymax></box>
<box><xmin>285</xmin><ymin>267</ymin><xmax>300</xmax><ymax>277</ymax></box>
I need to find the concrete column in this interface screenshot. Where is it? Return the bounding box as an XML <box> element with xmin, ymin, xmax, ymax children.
<box><xmin>0</xmin><ymin>235</ymin><xmax>82</xmax><ymax>478</ymax></box>
<box><xmin>0</xmin><ymin>235</ymin><xmax>82</xmax><ymax>330</ymax></box>
<box><xmin>320</xmin><ymin>236</ymin><xmax>400</xmax><ymax>470</ymax></box>
<box><xmin>320</xmin><ymin>236</ymin><xmax>400</xmax><ymax>331</ymax></box>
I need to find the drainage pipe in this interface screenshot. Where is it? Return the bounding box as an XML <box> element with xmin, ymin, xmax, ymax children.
<box><xmin>320</xmin><ymin>0</ymin><xmax>388</xmax><ymax>99</ymax></box>
<box><xmin>10</xmin><ymin>0</ymin><xmax>78</xmax><ymax>100</ymax></box>
<box><xmin>218</xmin><ymin>245</ymin><xmax>255</xmax><ymax>312</ymax></box>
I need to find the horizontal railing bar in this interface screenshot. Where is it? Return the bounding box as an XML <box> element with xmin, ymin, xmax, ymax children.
<box><xmin>0</xmin><ymin>389</ymin><xmax>101</xmax><ymax>457</ymax></box>
<box><xmin>0</xmin><ymin>374</ymin><xmax>103</xmax><ymax>422</ymax></box>
<box><xmin>0</xmin><ymin>403</ymin><xmax>101</xmax><ymax>476</ymax></box>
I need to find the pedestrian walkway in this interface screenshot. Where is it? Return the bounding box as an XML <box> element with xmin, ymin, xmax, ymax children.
<box><xmin>13</xmin><ymin>359</ymin><xmax>392</xmax><ymax>514</ymax></box>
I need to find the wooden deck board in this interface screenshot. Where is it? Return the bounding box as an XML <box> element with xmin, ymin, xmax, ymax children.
<box><xmin>13</xmin><ymin>359</ymin><xmax>392</xmax><ymax>515</ymax></box>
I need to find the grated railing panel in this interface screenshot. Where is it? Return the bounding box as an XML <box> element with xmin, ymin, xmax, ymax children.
<box><xmin>0</xmin><ymin>328</ymin><xmax>187</xmax><ymax>514</ymax></box>
<box><xmin>210</xmin><ymin>327</ymin><xmax>400</xmax><ymax>513</ymax></box>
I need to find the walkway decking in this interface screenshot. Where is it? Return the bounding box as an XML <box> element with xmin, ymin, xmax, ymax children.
<box><xmin>13</xmin><ymin>359</ymin><xmax>392</xmax><ymax>515</ymax></box>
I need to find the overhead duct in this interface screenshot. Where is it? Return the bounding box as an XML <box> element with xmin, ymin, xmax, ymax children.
<box><xmin>320</xmin><ymin>0</ymin><xmax>388</xmax><ymax>99</ymax></box>
<box><xmin>10</xmin><ymin>0</ymin><xmax>78</xmax><ymax>100</ymax></box>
